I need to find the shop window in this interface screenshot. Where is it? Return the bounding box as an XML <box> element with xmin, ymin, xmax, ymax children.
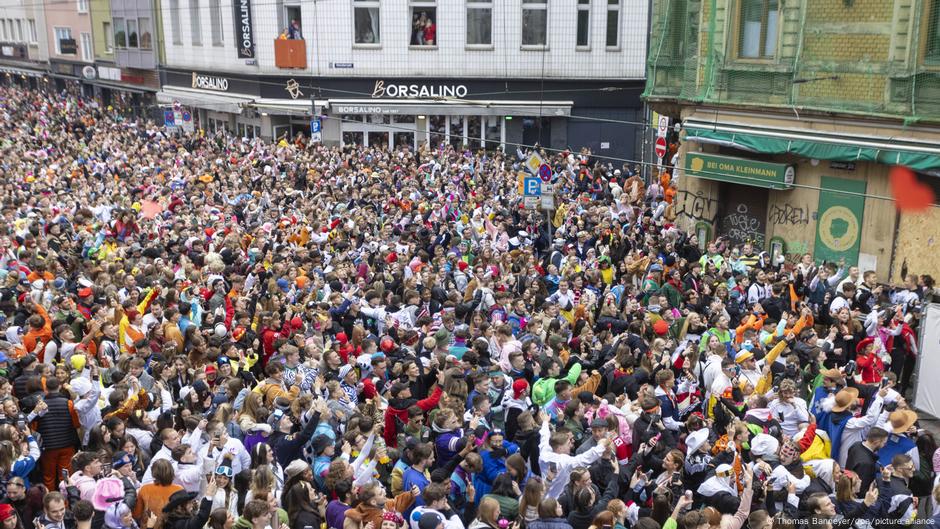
<box><xmin>139</xmin><ymin>18</ymin><xmax>153</xmax><ymax>49</ymax></box>
<box><xmin>113</xmin><ymin>18</ymin><xmax>126</xmax><ymax>48</ymax></box>
<box><xmin>394</xmin><ymin>115</ymin><xmax>416</xmax><ymax>124</ymax></box>
<box><xmin>449</xmin><ymin>116</ymin><xmax>465</xmax><ymax>148</ymax></box>
<box><xmin>738</xmin><ymin>0</ymin><xmax>778</xmax><ymax>59</ymax></box>
<box><xmin>606</xmin><ymin>0</ymin><xmax>620</xmax><ymax>48</ymax></box>
<box><xmin>341</xmin><ymin>114</ymin><xmax>365</xmax><ymax>123</ymax></box>
<box><xmin>353</xmin><ymin>0</ymin><xmax>380</xmax><ymax>45</ymax></box>
<box><xmin>576</xmin><ymin>0</ymin><xmax>589</xmax><ymax>48</ymax></box>
<box><xmin>467</xmin><ymin>116</ymin><xmax>482</xmax><ymax>150</ymax></box>
<box><xmin>394</xmin><ymin>132</ymin><xmax>414</xmax><ymax>150</ymax></box>
<box><xmin>209</xmin><ymin>0</ymin><xmax>223</xmax><ymax>46</ymax></box>
<box><xmin>484</xmin><ymin>116</ymin><xmax>501</xmax><ymax>149</ymax></box>
<box><xmin>522</xmin><ymin>0</ymin><xmax>547</xmax><ymax>47</ymax></box>
<box><xmin>190</xmin><ymin>0</ymin><xmax>202</xmax><ymax>46</ymax></box>
<box><xmin>368</xmin><ymin>114</ymin><xmax>390</xmax><ymax>124</ymax></box>
<box><xmin>343</xmin><ymin>131</ymin><xmax>364</xmax><ymax>146</ymax></box>
<box><xmin>169</xmin><ymin>0</ymin><xmax>182</xmax><ymax>44</ymax></box>
<box><xmin>103</xmin><ymin>22</ymin><xmax>113</xmax><ymax>52</ymax></box>
<box><xmin>466</xmin><ymin>1</ymin><xmax>492</xmax><ymax>47</ymax></box>
<box><xmin>368</xmin><ymin>131</ymin><xmax>388</xmax><ymax>147</ymax></box>
<box><xmin>127</xmin><ymin>18</ymin><xmax>138</xmax><ymax>47</ymax></box>
<box><xmin>429</xmin><ymin>115</ymin><xmax>446</xmax><ymax>147</ymax></box>
<box><xmin>409</xmin><ymin>1</ymin><xmax>437</xmax><ymax>47</ymax></box>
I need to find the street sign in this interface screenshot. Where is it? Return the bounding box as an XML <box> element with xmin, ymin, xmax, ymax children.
<box><xmin>310</xmin><ymin>118</ymin><xmax>322</xmax><ymax>142</ymax></box>
<box><xmin>540</xmin><ymin>182</ymin><xmax>552</xmax><ymax>195</ymax></box>
<box><xmin>654</xmin><ymin>136</ymin><xmax>667</xmax><ymax>159</ymax></box>
<box><xmin>523</xmin><ymin>196</ymin><xmax>539</xmax><ymax>210</ymax></box>
<box><xmin>163</xmin><ymin>110</ymin><xmax>176</xmax><ymax>129</ymax></box>
<box><xmin>657</xmin><ymin>115</ymin><xmax>669</xmax><ymax>138</ymax></box>
<box><xmin>525</xmin><ymin>152</ymin><xmax>543</xmax><ymax>174</ymax></box>
<box><xmin>523</xmin><ymin>177</ymin><xmax>541</xmax><ymax>196</ymax></box>
<box><xmin>181</xmin><ymin>110</ymin><xmax>194</xmax><ymax>133</ymax></box>
<box><xmin>538</xmin><ymin>163</ymin><xmax>552</xmax><ymax>182</ymax></box>
<box><xmin>540</xmin><ymin>194</ymin><xmax>555</xmax><ymax>210</ymax></box>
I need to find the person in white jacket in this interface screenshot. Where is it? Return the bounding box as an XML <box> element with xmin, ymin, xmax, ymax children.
<box><xmin>69</xmin><ymin>364</ymin><xmax>101</xmax><ymax>446</ymax></box>
<box><xmin>172</xmin><ymin>428</ymin><xmax>210</xmax><ymax>494</ymax></box>
<box><xmin>199</xmin><ymin>421</ymin><xmax>252</xmax><ymax>477</ymax></box>
<box><xmin>537</xmin><ymin>411</ymin><xmax>608</xmax><ymax>499</ymax></box>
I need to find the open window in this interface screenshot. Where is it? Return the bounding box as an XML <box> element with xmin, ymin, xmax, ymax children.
<box><xmin>410</xmin><ymin>1</ymin><xmax>437</xmax><ymax>47</ymax></box>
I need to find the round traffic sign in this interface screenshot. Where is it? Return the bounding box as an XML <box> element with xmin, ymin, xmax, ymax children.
<box><xmin>654</xmin><ymin>137</ymin><xmax>667</xmax><ymax>159</ymax></box>
<box><xmin>538</xmin><ymin>163</ymin><xmax>552</xmax><ymax>182</ymax></box>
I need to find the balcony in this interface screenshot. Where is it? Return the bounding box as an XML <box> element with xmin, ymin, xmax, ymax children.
<box><xmin>274</xmin><ymin>39</ymin><xmax>306</xmax><ymax>69</ymax></box>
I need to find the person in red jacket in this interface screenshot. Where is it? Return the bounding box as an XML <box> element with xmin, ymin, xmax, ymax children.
<box><xmin>855</xmin><ymin>337</ymin><xmax>885</xmax><ymax>385</ymax></box>
<box><xmin>384</xmin><ymin>373</ymin><xmax>443</xmax><ymax>448</ymax></box>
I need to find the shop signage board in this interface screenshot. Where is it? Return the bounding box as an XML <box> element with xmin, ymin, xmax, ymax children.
<box><xmin>684</xmin><ymin>152</ymin><xmax>794</xmax><ymax>190</ymax></box>
<box><xmin>233</xmin><ymin>0</ymin><xmax>255</xmax><ymax>59</ymax></box>
<box><xmin>814</xmin><ymin>176</ymin><xmax>866</xmax><ymax>266</ymax></box>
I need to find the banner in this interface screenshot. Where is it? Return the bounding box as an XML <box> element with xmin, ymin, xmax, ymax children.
<box><xmin>814</xmin><ymin>176</ymin><xmax>866</xmax><ymax>265</ymax></box>
<box><xmin>915</xmin><ymin>304</ymin><xmax>940</xmax><ymax>420</ymax></box>
<box><xmin>233</xmin><ymin>0</ymin><xmax>255</xmax><ymax>59</ymax></box>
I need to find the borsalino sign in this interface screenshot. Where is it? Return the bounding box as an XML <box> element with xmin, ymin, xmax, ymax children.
<box><xmin>233</xmin><ymin>0</ymin><xmax>255</xmax><ymax>59</ymax></box>
<box><xmin>371</xmin><ymin>80</ymin><xmax>468</xmax><ymax>99</ymax></box>
<box><xmin>192</xmin><ymin>73</ymin><xmax>229</xmax><ymax>92</ymax></box>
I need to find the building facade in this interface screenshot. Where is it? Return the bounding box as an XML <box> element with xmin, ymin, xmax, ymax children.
<box><xmin>645</xmin><ymin>0</ymin><xmax>940</xmax><ymax>281</ymax></box>
<box><xmin>0</xmin><ymin>0</ymin><xmax>51</xmax><ymax>86</ymax></box>
<box><xmin>157</xmin><ymin>0</ymin><xmax>649</xmax><ymax>159</ymax></box>
<box><xmin>43</xmin><ymin>0</ymin><xmax>95</xmax><ymax>95</ymax></box>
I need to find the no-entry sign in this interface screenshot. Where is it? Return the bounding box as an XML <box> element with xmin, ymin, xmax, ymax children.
<box><xmin>655</xmin><ymin>137</ymin><xmax>667</xmax><ymax>159</ymax></box>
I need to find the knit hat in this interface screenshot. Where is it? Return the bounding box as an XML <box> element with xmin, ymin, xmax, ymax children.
<box><xmin>653</xmin><ymin>319</ymin><xmax>669</xmax><ymax>336</ymax></box>
<box><xmin>457</xmin><ymin>261</ymin><xmax>469</xmax><ymax>272</ymax></box>
<box><xmin>512</xmin><ymin>379</ymin><xmax>529</xmax><ymax>399</ymax></box>
<box><xmin>384</xmin><ymin>511</ymin><xmax>405</xmax><ymax>525</ymax></box>
<box><xmin>0</xmin><ymin>503</ymin><xmax>13</xmax><ymax>522</ymax></box>
<box><xmin>285</xmin><ymin>459</ymin><xmax>310</xmax><ymax>479</ymax></box>
<box><xmin>112</xmin><ymin>451</ymin><xmax>134</xmax><ymax>470</ymax></box>
<box><xmin>338</xmin><ymin>364</ymin><xmax>354</xmax><ymax>380</ymax></box>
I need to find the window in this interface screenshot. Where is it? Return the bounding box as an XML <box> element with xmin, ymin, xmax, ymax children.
<box><xmin>209</xmin><ymin>0</ymin><xmax>222</xmax><ymax>45</ymax></box>
<box><xmin>0</xmin><ymin>20</ymin><xmax>6</xmax><ymax>40</ymax></box>
<box><xmin>576</xmin><ymin>0</ymin><xmax>589</xmax><ymax>48</ymax></box>
<box><xmin>190</xmin><ymin>0</ymin><xmax>202</xmax><ymax>45</ymax></box>
<box><xmin>928</xmin><ymin>0</ymin><xmax>940</xmax><ymax>62</ymax></box>
<box><xmin>466</xmin><ymin>1</ymin><xmax>491</xmax><ymax>46</ymax></box>
<box><xmin>28</xmin><ymin>19</ymin><xmax>37</xmax><ymax>43</ymax></box>
<box><xmin>15</xmin><ymin>19</ymin><xmax>23</xmax><ymax>42</ymax></box>
<box><xmin>409</xmin><ymin>1</ymin><xmax>436</xmax><ymax>46</ymax></box>
<box><xmin>80</xmin><ymin>32</ymin><xmax>92</xmax><ymax>60</ymax></box>
<box><xmin>738</xmin><ymin>0</ymin><xmax>778</xmax><ymax>59</ymax></box>
<box><xmin>54</xmin><ymin>27</ymin><xmax>72</xmax><ymax>54</ymax></box>
<box><xmin>139</xmin><ymin>18</ymin><xmax>152</xmax><ymax>49</ymax></box>
<box><xmin>103</xmin><ymin>21</ymin><xmax>112</xmax><ymax>51</ymax></box>
<box><xmin>353</xmin><ymin>0</ymin><xmax>380</xmax><ymax>45</ymax></box>
<box><xmin>283</xmin><ymin>5</ymin><xmax>302</xmax><ymax>39</ymax></box>
<box><xmin>127</xmin><ymin>18</ymin><xmax>138</xmax><ymax>47</ymax></box>
<box><xmin>522</xmin><ymin>0</ymin><xmax>547</xmax><ymax>47</ymax></box>
<box><xmin>113</xmin><ymin>18</ymin><xmax>126</xmax><ymax>48</ymax></box>
<box><xmin>169</xmin><ymin>0</ymin><xmax>182</xmax><ymax>44</ymax></box>
<box><xmin>77</xmin><ymin>0</ymin><xmax>89</xmax><ymax>13</ymax></box>
<box><xmin>606</xmin><ymin>0</ymin><xmax>620</xmax><ymax>47</ymax></box>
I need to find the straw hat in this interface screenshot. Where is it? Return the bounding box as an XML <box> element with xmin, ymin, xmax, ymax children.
<box><xmin>831</xmin><ymin>387</ymin><xmax>859</xmax><ymax>413</ymax></box>
<box><xmin>888</xmin><ymin>410</ymin><xmax>918</xmax><ymax>434</ymax></box>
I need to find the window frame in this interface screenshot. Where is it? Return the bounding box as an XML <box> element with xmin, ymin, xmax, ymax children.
<box><xmin>576</xmin><ymin>0</ymin><xmax>590</xmax><ymax>50</ymax></box>
<box><xmin>209</xmin><ymin>0</ymin><xmax>223</xmax><ymax>46</ymax></box>
<box><xmin>409</xmin><ymin>0</ymin><xmax>438</xmax><ymax>49</ymax></box>
<box><xmin>605</xmin><ymin>0</ymin><xmax>621</xmax><ymax>49</ymax></box>
<box><xmin>521</xmin><ymin>0</ymin><xmax>548</xmax><ymax>50</ymax></box>
<box><xmin>138</xmin><ymin>17</ymin><xmax>153</xmax><ymax>49</ymax></box>
<box><xmin>77</xmin><ymin>0</ymin><xmax>89</xmax><ymax>14</ymax></box>
<box><xmin>169</xmin><ymin>0</ymin><xmax>182</xmax><ymax>44</ymax></box>
<box><xmin>54</xmin><ymin>26</ymin><xmax>72</xmax><ymax>55</ymax></box>
<box><xmin>466</xmin><ymin>0</ymin><xmax>493</xmax><ymax>49</ymax></box>
<box><xmin>190</xmin><ymin>0</ymin><xmax>202</xmax><ymax>46</ymax></box>
<box><xmin>80</xmin><ymin>32</ymin><xmax>92</xmax><ymax>60</ymax></box>
<box><xmin>925</xmin><ymin>0</ymin><xmax>940</xmax><ymax>65</ymax></box>
<box><xmin>735</xmin><ymin>0</ymin><xmax>780</xmax><ymax>61</ymax></box>
<box><xmin>126</xmin><ymin>17</ymin><xmax>138</xmax><ymax>48</ymax></box>
<box><xmin>103</xmin><ymin>21</ymin><xmax>113</xmax><ymax>52</ymax></box>
<box><xmin>113</xmin><ymin>17</ymin><xmax>126</xmax><ymax>48</ymax></box>
<box><xmin>352</xmin><ymin>0</ymin><xmax>381</xmax><ymax>47</ymax></box>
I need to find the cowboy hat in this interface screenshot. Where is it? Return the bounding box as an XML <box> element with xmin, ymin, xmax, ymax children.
<box><xmin>888</xmin><ymin>410</ymin><xmax>918</xmax><ymax>434</ymax></box>
<box><xmin>831</xmin><ymin>387</ymin><xmax>859</xmax><ymax>413</ymax></box>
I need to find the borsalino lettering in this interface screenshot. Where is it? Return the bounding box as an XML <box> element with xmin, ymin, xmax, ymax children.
<box><xmin>192</xmin><ymin>73</ymin><xmax>230</xmax><ymax>92</ymax></box>
<box><xmin>371</xmin><ymin>80</ymin><xmax>468</xmax><ymax>99</ymax></box>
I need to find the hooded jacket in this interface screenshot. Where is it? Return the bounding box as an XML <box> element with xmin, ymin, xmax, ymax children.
<box><xmin>343</xmin><ymin>490</ymin><xmax>416</xmax><ymax>529</ymax></box>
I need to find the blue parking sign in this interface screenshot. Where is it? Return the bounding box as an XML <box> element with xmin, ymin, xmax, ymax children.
<box><xmin>310</xmin><ymin>119</ymin><xmax>321</xmax><ymax>134</ymax></box>
<box><xmin>524</xmin><ymin>177</ymin><xmax>541</xmax><ymax>196</ymax></box>
<box><xmin>164</xmin><ymin>110</ymin><xmax>175</xmax><ymax>127</ymax></box>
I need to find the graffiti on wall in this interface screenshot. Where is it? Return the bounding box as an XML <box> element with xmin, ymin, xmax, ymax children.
<box><xmin>720</xmin><ymin>203</ymin><xmax>766</xmax><ymax>248</ymax></box>
<box><xmin>768</xmin><ymin>202</ymin><xmax>813</xmax><ymax>226</ymax></box>
<box><xmin>674</xmin><ymin>190</ymin><xmax>719</xmax><ymax>223</ymax></box>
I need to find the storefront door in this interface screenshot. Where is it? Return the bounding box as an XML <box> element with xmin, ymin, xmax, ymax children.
<box><xmin>717</xmin><ymin>183</ymin><xmax>769</xmax><ymax>249</ymax></box>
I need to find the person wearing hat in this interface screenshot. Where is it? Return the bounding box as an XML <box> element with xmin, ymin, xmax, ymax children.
<box><xmin>160</xmin><ymin>485</ymin><xmax>215</xmax><ymax>529</ymax></box>
<box><xmin>877</xmin><ymin>409</ymin><xmax>920</xmax><ymax>470</ymax></box>
<box><xmin>809</xmin><ymin>367</ymin><xmax>846</xmax><ymax>416</ymax></box>
<box><xmin>815</xmin><ymin>383</ymin><xmax>887</xmax><ymax>467</ymax></box>
<box><xmin>683</xmin><ymin>428</ymin><xmax>713</xmax><ymax>493</ymax></box>
<box><xmin>0</xmin><ymin>501</ymin><xmax>23</xmax><ymax>529</ymax></box>
<box><xmin>574</xmin><ymin>417</ymin><xmax>610</xmax><ymax>456</ymax></box>
<box><xmin>384</xmin><ymin>374</ymin><xmax>444</xmax><ymax>448</ymax></box>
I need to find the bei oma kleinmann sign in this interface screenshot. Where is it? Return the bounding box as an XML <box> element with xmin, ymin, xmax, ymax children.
<box><xmin>685</xmin><ymin>152</ymin><xmax>794</xmax><ymax>190</ymax></box>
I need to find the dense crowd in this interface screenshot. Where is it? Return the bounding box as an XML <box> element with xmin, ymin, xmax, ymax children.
<box><xmin>0</xmin><ymin>86</ymin><xmax>936</xmax><ymax>529</ymax></box>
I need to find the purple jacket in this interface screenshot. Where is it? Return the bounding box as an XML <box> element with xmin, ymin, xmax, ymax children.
<box><xmin>326</xmin><ymin>500</ymin><xmax>349</xmax><ymax>529</ymax></box>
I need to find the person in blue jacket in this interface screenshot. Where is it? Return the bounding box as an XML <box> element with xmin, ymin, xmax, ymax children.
<box><xmin>401</xmin><ymin>443</ymin><xmax>435</xmax><ymax>518</ymax></box>
<box><xmin>472</xmin><ymin>429</ymin><xmax>518</xmax><ymax>505</ymax></box>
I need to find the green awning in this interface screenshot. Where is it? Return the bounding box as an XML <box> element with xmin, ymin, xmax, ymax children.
<box><xmin>683</xmin><ymin>122</ymin><xmax>940</xmax><ymax>172</ymax></box>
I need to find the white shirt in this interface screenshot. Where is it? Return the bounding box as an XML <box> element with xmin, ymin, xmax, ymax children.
<box><xmin>768</xmin><ymin>397</ymin><xmax>810</xmax><ymax>438</ymax></box>
<box><xmin>537</xmin><ymin>419</ymin><xmax>604</xmax><ymax>498</ymax></box>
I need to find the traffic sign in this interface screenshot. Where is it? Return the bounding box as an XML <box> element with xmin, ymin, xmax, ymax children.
<box><xmin>655</xmin><ymin>137</ymin><xmax>667</xmax><ymax>159</ymax></box>
<box><xmin>540</xmin><ymin>182</ymin><xmax>552</xmax><ymax>195</ymax></box>
<box><xmin>538</xmin><ymin>163</ymin><xmax>552</xmax><ymax>182</ymax></box>
<box><xmin>523</xmin><ymin>177</ymin><xmax>541</xmax><ymax>196</ymax></box>
<box><xmin>657</xmin><ymin>115</ymin><xmax>669</xmax><ymax>138</ymax></box>
<box><xmin>163</xmin><ymin>110</ymin><xmax>176</xmax><ymax>128</ymax></box>
<box><xmin>525</xmin><ymin>152</ymin><xmax>543</xmax><ymax>174</ymax></box>
<box><xmin>310</xmin><ymin>118</ymin><xmax>322</xmax><ymax>142</ymax></box>
<box><xmin>540</xmin><ymin>194</ymin><xmax>555</xmax><ymax>210</ymax></box>
<box><xmin>523</xmin><ymin>196</ymin><xmax>539</xmax><ymax>210</ymax></box>
<box><xmin>180</xmin><ymin>110</ymin><xmax>194</xmax><ymax>133</ymax></box>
